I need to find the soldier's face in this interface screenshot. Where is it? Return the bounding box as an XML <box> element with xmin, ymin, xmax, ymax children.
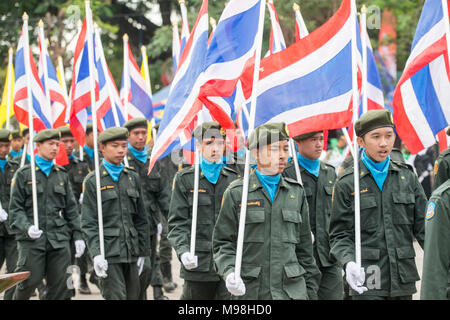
<box><xmin>199</xmin><ymin>137</ymin><xmax>225</xmax><ymax>163</ymax></box>
<box><xmin>61</xmin><ymin>136</ymin><xmax>76</xmax><ymax>156</ymax></box>
<box><xmin>85</xmin><ymin>132</ymin><xmax>94</xmax><ymax>149</ymax></box>
<box><xmin>100</xmin><ymin>140</ymin><xmax>127</xmax><ymax>165</ymax></box>
<box><xmin>357</xmin><ymin>127</ymin><xmax>395</xmax><ymax>162</ymax></box>
<box><xmin>128</xmin><ymin>128</ymin><xmax>148</xmax><ymax>151</ymax></box>
<box><xmin>0</xmin><ymin>142</ymin><xmax>10</xmax><ymax>159</ymax></box>
<box><xmin>24</xmin><ymin>133</ymin><xmax>29</xmax><ymax>145</ymax></box>
<box><xmin>37</xmin><ymin>139</ymin><xmax>60</xmax><ymax>161</ymax></box>
<box><xmin>11</xmin><ymin>138</ymin><xmax>23</xmax><ymax>152</ymax></box>
<box><xmin>255</xmin><ymin>140</ymin><xmax>289</xmax><ymax>175</ymax></box>
<box><xmin>296</xmin><ymin>133</ymin><xmax>324</xmax><ymax>161</ymax></box>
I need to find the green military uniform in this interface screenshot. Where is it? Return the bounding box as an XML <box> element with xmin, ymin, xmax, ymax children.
<box><xmin>168</xmin><ymin>122</ymin><xmax>238</xmax><ymax>300</ymax></box>
<box><xmin>81</xmin><ymin>127</ymin><xmax>150</xmax><ymax>300</ymax></box>
<box><xmin>0</xmin><ymin>130</ymin><xmax>20</xmax><ymax>300</ymax></box>
<box><xmin>9</xmin><ymin>129</ymin><xmax>82</xmax><ymax>300</ymax></box>
<box><xmin>433</xmin><ymin>148</ymin><xmax>450</xmax><ymax>190</ymax></box>
<box><xmin>329</xmin><ymin>110</ymin><xmax>427</xmax><ymax>300</ymax></box>
<box><xmin>213</xmin><ymin>123</ymin><xmax>321</xmax><ymax>300</ymax></box>
<box><xmin>421</xmin><ymin>180</ymin><xmax>450</xmax><ymax>300</ymax></box>
<box><xmin>283</xmin><ymin>159</ymin><xmax>343</xmax><ymax>299</ymax></box>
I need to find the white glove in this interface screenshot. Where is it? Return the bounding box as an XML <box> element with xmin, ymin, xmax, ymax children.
<box><xmin>137</xmin><ymin>257</ymin><xmax>145</xmax><ymax>276</ymax></box>
<box><xmin>27</xmin><ymin>225</ymin><xmax>43</xmax><ymax>239</ymax></box>
<box><xmin>74</xmin><ymin>240</ymin><xmax>86</xmax><ymax>258</ymax></box>
<box><xmin>180</xmin><ymin>252</ymin><xmax>198</xmax><ymax>270</ymax></box>
<box><xmin>79</xmin><ymin>193</ymin><xmax>84</xmax><ymax>205</ymax></box>
<box><xmin>226</xmin><ymin>272</ymin><xmax>246</xmax><ymax>296</ymax></box>
<box><xmin>311</xmin><ymin>231</ymin><xmax>315</xmax><ymax>244</ymax></box>
<box><xmin>157</xmin><ymin>223</ymin><xmax>163</xmax><ymax>236</ymax></box>
<box><xmin>0</xmin><ymin>209</ymin><xmax>8</xmax><ymax>222</ymax></box>
<box><xmin>345</xmin><ymin>261</ymin><xmax>368</xmax><ymax>294</ymax></box>
<box><xmin>93</xmin><ymin>255</ymin><xmax>108</xmax><ymax>278</ymax></box>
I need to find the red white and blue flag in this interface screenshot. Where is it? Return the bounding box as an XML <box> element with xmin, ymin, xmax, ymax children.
<box><xmin>69</xmin><ymin>18</ymin><xmax>99</xmax><ymax>146</ymax></box>
<box><xmin>267</xmin><ymin>0</ymin><xmax>286</xmax><ymax>55</ymax></box>
<box><xmin>149</xmin><ymin>0</ymin><xmax>209</xmax><ymax>173</ymax></box>
<box><xmin>38</xmin><ymin>37</ymin><xmax>67</xmax><ymax>128</ymax></box>
<box><xmin>13</xmin><ymin>23</ymin><xmax>52</xmax><ymax>131</ymax></box>
<box><xmin>179</xmin><ymin>0</ymin><xmax>191</xmax><ymax>58</ymax></box>
<box><xmin>294</xmin><ymin>5</ymin><xmax>309</xmax><ymax>41</ymax></box>
<box><xmin>172</xmin><ymin>22</ymin><xmax>181</xmax><ymax>74</ymax></box>
<box><xmin>120</xmin><ymin>42</ymin><xmax>153</xmax><ymax>122</ymax></box>
<box><xmin>393</xmin><ymin>0</ymin><xmax>450</xmax><ymax>154</ymax></box>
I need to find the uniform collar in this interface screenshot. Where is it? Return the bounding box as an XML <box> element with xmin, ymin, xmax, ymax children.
<box><xmin>249</xmin><ymin>169</ymin><xmax>289</xmax><ymax>192</ymax></box>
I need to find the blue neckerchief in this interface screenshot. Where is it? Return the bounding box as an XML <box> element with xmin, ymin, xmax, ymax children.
<box><xmin>255</xmin><ymin>169</ymin><xmax>281</xmax><ymax>202</ymax></box>
<box><xmin>236</xmin><ymin>148</ymin><xmax>246</xmax><ymax>159</ymax></box>
<box><xmin>26</xmin><ymin>153</ymin><xmax>30</xmax><ymax>162</ymax></box>
<box><xmin>102</xmin><ymin>158</ymin><xmax>124</xmax><ymax>182</ymax></box>
<box><xmin>128</xmin><ymin>143</ymin><xmax>148</xmax><ymax>163</ymax></box>
<box><xmin>0</xmin><ymin>158</ymin><xmax>7</xmax><ymax>172</ymax></box>
<box><xmin>297</xmin><ymin>153</ymin><xmax>320</xmax><ymax>177</ymax></box>
<box><xmin>84</xmin><ymin>146</ymin><xmax>94</xmax><ymax>161</ymax></box>
<box><xmin>199</xmin><ymin>156</ymin><xmax>225</xmax><ymax>185</ymax></box>
<box><xmin>361</xmin><ymin>149</ymin><xmax>390</xmax><ymax>191</ymax></box>
<box><xmin>9</xmin><ymin>149</ymin><xmax>22</xmax><ymax>158</ymax></box>
<box><xmin>68</xmin><ymin>153</ymin><xmax>77</xmax><ymax>161</ymax></box>
<box><xmin>35</xmin><ymin>154</ymin><xmax>54</xmax><ymax>177</ymax></box>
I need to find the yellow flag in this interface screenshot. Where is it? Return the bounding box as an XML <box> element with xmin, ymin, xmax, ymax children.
<box><xmin>0</xmin><ymin>64</ymin><xmax>15</xmax><ymax>128</ymax></box>
<box><xmin>140</xmin><ymin>48</ymin><xmax>153</xmax><ymax>142</ymax></box>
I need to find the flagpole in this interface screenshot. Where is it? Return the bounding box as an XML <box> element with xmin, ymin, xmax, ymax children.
<box><xmin>22</xmin><ymin>12</ymin><xmax>39</xmax><ymax>228</ymax></box>
<box><xmin>123</xmin><ymin>34</ymin><xmax>130</xmax><ymax>121</ymax></box>
<box><xmin>234</xmin><ymin>0</ymin><xmax>266</xmax><ymax>280</ymax></box>
<box><xmin>140</xmin><ymin>45</ymin><xmax>157</xmax><ymax>143</ymax></box>
<box><xmin>95</xmin><ymin>24</ymin><xmax>120</xmax><ymax>127</ymax></box>
<box><xmin>361</xmin><ymin>5</ymin><xmax>368</xmax><ymax>115</ymax></box>
<box><xmin>351</xmin><ymin>0</ymin><xmax>362</xmax><ymax>271</ymax></box>
<box><xmin>75</xmin><ymin>20</ymin><xmax>84</xmax><ymax>162</ymax></box>
<box><xmin>442</xmin><ymin>0</ymin><xmax>450</xmax><ymax>69</ymax></box>
<box><xmin>190</xmin><ymin>147</ymin><xmax>200</xmax><ymax>257</ymax></box>
<box><xmin>38</xmin><ymin>20</ymin><xmax>53</xmax><ymax>126</ymax></box>
<box><xmin>6</xmin><ymin>47</ymin><xmax>13</xmax><ymax>131</ymax></box>
<box><xmin>289</xmin><ymin>139</ymin><xmax>303</xmax><ymax>185</ymax></box>
<box><xmin>293</xmin><ymin>3</ymin><xmax>309</xmax><ymax>38</ymax></box>
<box><xmin>85</xmin><ymin>0</ymin><xmax>105</xmax><ymax>259</ymax></box>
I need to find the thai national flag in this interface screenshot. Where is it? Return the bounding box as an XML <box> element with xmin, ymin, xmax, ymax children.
<box><xmin>149</xmin><ymin>0</ymin><xmax>209</xmax><ymax>174</ymax></box>
<box><xmin>294</xmin><ymin>4</ymin><xmax>309</xmax><ymax>40</ymax></box>
<box><xmin>172</xmin><ymin>22</ymin><xmax>181</xmax><ymax>74</ymax></box>
<box><xmin>37</xmin><ymin>37</ymin><xmax>67</xmax><ymax>129</ymax></box>
<box><xmin>69</xmin><ymin>18</ymin><xmax>99</xmax><ymax>146</ymax></box>
<box><xmin>94</xmin><ymin>29</ymin><xmax>125</xmax><ymax>130</ymax></box>
<box><xmin>393</xmin><ymin>0</ymin><xmax>450</xmax><ymax>154</ymax></box>
<box><xmin>239</xmin><ymin>0</ymin><xmax>357</xmax><ymax>139</ymax></box>
<box><xmin>179</xmin><ymin>0</ymin><xmax>191</xmax><ymax>57</ymax></box>
<box><xmin>13</xmin><ymin>23</ymin><xmax>52</xmax><ymax>132</ymax></box>
<box><xmin>267</xmin><ymin>0</ymin><xmax>286</xmax><ymax>55</ymax></box>
<box><xmin>120</xmin><ymin>41</ymin><xmax>153</xmax><ymax>122</ymax></box>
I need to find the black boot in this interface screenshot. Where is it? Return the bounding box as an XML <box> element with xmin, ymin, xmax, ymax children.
<box><xmin>161</xmin><ymin>262</ymin><xmax>177</xmax><ymax>293</ymax></box>
<box><xmin>153</xmin><ymin>286</ymin><xmax>169</xmax><ymax>300</ymax></box>
<box><xmin>78</xmin><ymin>274</ymin><xmax>91</xmax><ymax>294</ymax></box>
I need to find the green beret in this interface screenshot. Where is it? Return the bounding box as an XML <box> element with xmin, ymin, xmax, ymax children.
<box><xmin>123</xmin><ymin>118</ymin><xmax>148</xmax><ymax>132</ymax></box>
<box><xmin>22</xmin><ymin>127</ymin><xmax>29</xmax><ymax>137</ymax></box>
<box><xmin>11</xmin><ymin>130</ymin><xmax>22</xmax><ymax>140</ymax></box>
<box><xmin>86</xmin><ymin>123</ymin><xmax>93</xmax><ymax>135</ymax></box>
<box><xmin>58</xmin><ymin>126</ymin><xmax>73</xmax><ymax>138</ymax></box>
<box><xmin>193</xmin><ymin>121</ymin><xmax>225</xmax><ymax>141</ymax></box>
<box><xmin>247</xmin><ymin>122</ymin><xmax>289</xmax><ymax>150</ymax></box>
<box><xmin>0</xmin><ymin>129</ymin><xmax>11</xmax><ymax>142</ymax></box>
<box><xmin>293</xmin><ymin>131</ymin><xmax>322</xmax><ymax>141</ymax></box>
<box><xmin>355</xmin><ymin>109</ymin><xmax>394</xmax><ymax>137</ymax></box>
<box><xmin>33</xmin><ymin>129</ymin><xmax>61</xmax><ymax>143</ymax></box>
<box><xmin>98</xmin><ymin>127</ymin><xmax>129</xmax><ymax>144</ymax></box>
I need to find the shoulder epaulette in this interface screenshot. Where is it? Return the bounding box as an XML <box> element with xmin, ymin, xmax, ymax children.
<box><xmin>228</xmin><ymin>177</ymin><xmax>244</xmax><ymax>189</ymax></box>
<box><xmin>392</xmin><ymin>160</ymin><xmax>414</xmax><ymax>172</ymax></box>
<box><xmin>178</xmin><ymin>165</ymin><xmax>194</xmax><ymax>177</ymax></box>
<box><xmin>55</xmin><ymin>165</ymin><xmax>67</xmax><ymax>172</ymax></box>
<box><xmin>283</xmin><ymin>176</ymin><xmax>303</xmax><ymax>186</ymax></box>
<box><xmin>223</xmin><ymin>165</ymin><xmax>237</xmax><ymax>175</ymax></box>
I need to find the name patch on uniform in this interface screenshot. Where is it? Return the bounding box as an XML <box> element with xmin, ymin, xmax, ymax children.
<box><xmin>100</xmin><ymin>185</ymin><xmax>115</xmax><ymax>191</ymax></box>
<box><xmin>27</xmin><ymin>180</ymin><xmax>39</xmax><ymax>185</ymax></box>
<box><xmin>190</xmin><ymin>189</ymin><xmax>207</xmax><ymax>193</ymax></box>
<box><xmin>237</xmin><ymin>199</ymin><xmax>264</xmax><ymax>208</ymax></box>
<box><xmin>426</xmin><ymin>202</ymin><xmax>436</xmax><ymax>220</ymax></box>
<box><xmin>351</xmin><ymin>188</ymin><xmax>369</xmax><ymax>196</ymax></box>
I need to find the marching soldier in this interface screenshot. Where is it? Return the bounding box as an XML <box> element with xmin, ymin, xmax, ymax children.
<box><xmin>0</xmin><ymin>129</ymin><xmax>20</xmax><ymax>300</ymax></box>
<box><xmin>433</xmin><ymin>128</ymin><xmax>450</xmax><ymax>190</ymax></box>
<box><xmin>81</xmin><ymin>127</ymin><xmax>150</xmax><ymax>300</ymax></box>
<box><xmin>329</xmin><ymin>109</ymin><xmax>427</xmax><ymax>300</ymax></box>
<box><xmin>283</xmin><ymin>130</ymin><xmax>344</xmax><ymax>300</ymax></box>
<box><xmin>168</xmin><ymin>122</ymin><xmax>238</xmax><ymax>300</ymax></box>
<box><xmin>123</xmin><ymin>118</ymin><xmax>170</xmax><ymax>300</ymax></box>
<box><xmin>58</xmin><ymin>126</ymin><xmax>92</xmax><ymax>295</ymax></box>
<box><xmin>9</xmin><ymin>129</ymin><xmax>85</xmax><ymax>300</ymax></box>
<box><xmin>73</xmin><ymin>123</ymin><xmax>100</xmax><ymax>171</ymax></box>
<box><xmin>13</xmin><ymin>128</ymin><xmax>30</xmax><ymax>165</ymax></box>
<box><xmin>213</xmin><ymin>123</ymin><xmax>321</xmax><ymax>300</ymax></box>
<box><xmin>8</xmin><ymin>130</ymin><xmax>23</xmax><ymax>160</ymax></box>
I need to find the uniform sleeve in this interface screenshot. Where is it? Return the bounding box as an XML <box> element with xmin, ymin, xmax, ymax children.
<box><xmin>63</xmin><ymin>174</ymin><xmax>82</xmax><ymax>241</ymax></box>
<box><xmin>8</xmin><ymin>169</ymin><xmax>33</xmax><ymax>236</ymax></box>
<box><xmin>81</xmin><ymin>177</ymin><xmax>101</xmax><ymax>258</ymax></box>
<box><xmin>212</xmin><ymin>187</ymin><xmax>239</xmax><ymax>279</ymax></box>
<box><xmin>134</xmin><ymin>176</ymin><xmax>150</xmax><ymax>256</ymax></box>
<box><xmin>296</xmin><ymin>190</ymin><xmax>321</xmax><ymax>300</ymax></box>
<box><xmin>434</xmin><ymin>157</ymin><xmax>449</xmax><ymax>190</ymax></box>
<box><xmin>329</xmin><ymin>179</ymin><xmax>355</xmax><ymax>268</ymax></box>
<box><xmin>167</xmin><ymin>172</ymin><xmax>191</xmax><ymax>258</ymax></box>
<box><xmin>420</xmin><ymin>198</ymin><xmax>450</xmax><ymax>300</ymax></box>
<box><xmin>155</xmin><ymin>166</ymin><xmax>171</xmax><ymax>219</ymax></box>
<box><xmin>412</xmin><ymin>173</ymin><xmax>427</xmax><ymax>249</ymax></box>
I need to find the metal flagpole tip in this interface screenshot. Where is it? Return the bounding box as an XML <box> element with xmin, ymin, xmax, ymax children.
<box><xmin>141</xmin><ymin>45</ymin><xmax>146</xmax><ymax>53</ymax></box>
<box><xmin>85</xmin><ymin>0</ymin><xmax>90</xmax><ymax>6</ymax></box>
<box><xmin>123</xmin><ymin>33</ymin><xmax>129</xmax><ymax>41</ymax></box>
<box><xmin>293</xmin><ymin>3</ymin><xmax>300</xmax><ymax>12</ymax></box>
<box><xmin>361</xmin><ymin>4</ymin><xmax>367</xmax><ymax>14</ymax></box>
<box><xmin>178</xmin><ymin>0</ymin><xmax>185</xmax><ymax>4</ymax></box>
<box><xmin>22</xmin><ymin>12</ymin><xmax>29</xmax><ymax>21</ymax></box>
<box><xmin>209</xmin><ymin>17</ymin><xmax>216</xmax><ymax>27</ymax></box>
<box><xmin>8</xmin><ymin>47</ymin><xmax>13</xmax><ymax>54</ymax></box>
<box><xmin>38</xmin><ymin>19</ymin><xmax>44</xmax><ymax>28</ymax></box>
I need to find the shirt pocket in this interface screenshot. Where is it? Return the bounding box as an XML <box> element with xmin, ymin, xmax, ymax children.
<box><xmin>244</xmin><ymin>210</ymin><xmax>265</xmax><ymax>243</ymax></box>
<box><xmin>104</xmin><ymin>227</ymin><xmax>121</xmax><ymax>257</ymax></box>
<box><xmin>357</xmin><ymin>194</ymin><xmax>378</xmax><ymax>231</ymax></box>
<box><xmin>283</xmin><ymin>262</ymin><xmax>308</xmax><ymax>300</ymax></box>
<box><xmin>281</xmin><ymin>209</ymin><xmax>301</xmax><ymax>244</ymax></box>
<box><xmin>240</xmin><ymin>264</ymin><xmax>262</xmax><ymax>299</ymax></box>
<box><xmin>101</xmin><ymin>189</ymin><xmax>119</xmax><ymax>216</ymax></box>
<box><xmin>395</xmin><ymin>246</ymin><xmax>420</xmax><ymax>283</ymax></box>
<box><xmin>127</xmin><ymin>188</ymin><xmax>140</xmax><ymax>214</ymax></box>
<box><xmin>391</xmin><ymin>193</ymin><xmax>415</xmax><ymax>225</ymax></box>
<box><xmin>53</xmin><ymin>184</ymin><xmax>67</xmax><ymax>209</ymax></box>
